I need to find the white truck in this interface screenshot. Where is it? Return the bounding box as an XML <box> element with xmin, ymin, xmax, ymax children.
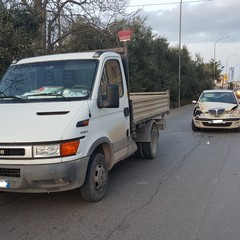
<box><xmin>0</xmin><ymin>51</ymin><xmax>170</xmax><ymax>201</ymax></box>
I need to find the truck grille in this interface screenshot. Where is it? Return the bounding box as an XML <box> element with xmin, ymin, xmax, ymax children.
<box><xmin>0</xmin><ymin>145</ymin><xmax>32</xmax><ymax>158</ymax></box>
<box><xmin>0</xmin><ymin>168</ymin><xmax>20</xmax><ymax>177</ymax></box>
<box><xmin>0</xmin><ymin>148</ymin><xmax>25</xmax><ymax>156</ymax></box>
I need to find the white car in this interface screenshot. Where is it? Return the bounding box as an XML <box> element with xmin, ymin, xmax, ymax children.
<box><xmin>192</xmin><ymin>89</ymin><xmax>240</xmax><ymax>131</ymax></box>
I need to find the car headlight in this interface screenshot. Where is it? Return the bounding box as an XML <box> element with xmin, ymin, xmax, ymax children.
<box><xmin>229</xmin><ymin>109</ymin><xmax>240</xmax><ymax>117</ymax></box>
<box><xmin>33</xmin><ymin>140</ymin><xmax>80</xmax><ymax>158</ymax></box>
<box><xmin>193</xmin><ymin>107</ymin><xmax>204</xmax><ymax>117</ymax></box>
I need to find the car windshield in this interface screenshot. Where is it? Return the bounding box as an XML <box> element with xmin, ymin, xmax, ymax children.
<box><xmin>0</xmin><ymin>59</ymin><xmax>98</xmax><ymax>102</ymax></box>
<box><xmin>199</xmin><ymin>91</ymin><xmax>237</xmax><ymax>104</ymax></box>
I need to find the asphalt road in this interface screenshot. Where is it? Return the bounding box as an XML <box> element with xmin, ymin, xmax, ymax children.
<box><xmin>1</xmin><ymin>104</ymin><xmax>240</xmax><ymax>240</ymax></box>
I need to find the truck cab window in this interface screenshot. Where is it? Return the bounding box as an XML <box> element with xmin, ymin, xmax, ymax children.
<box><xmin>100</xmin><ymin>60</ymin><xmax>123</xmax><ymax>99</ymax></box>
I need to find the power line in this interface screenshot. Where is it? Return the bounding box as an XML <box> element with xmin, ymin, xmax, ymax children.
<box><xmin>127</xmin><ymin>0</ymin><xmax>213</xmax><ymax>8</ymax></box>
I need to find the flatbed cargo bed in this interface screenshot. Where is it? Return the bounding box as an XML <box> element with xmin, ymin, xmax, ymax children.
<box><xmin>130</xmin><ymin>91</ymin><xmax>170</xmax><ymax>125</ymax></box>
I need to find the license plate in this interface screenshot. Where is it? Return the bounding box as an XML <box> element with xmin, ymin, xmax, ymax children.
<box><xmin>212</xmin><ymin>120</ymin><xmax>224</xmax><ymax>124</ymax></box>
<box><xmin>0</xmin><ymin>180</ymin><xmax>10</xmax><ymax>188</ymax></box>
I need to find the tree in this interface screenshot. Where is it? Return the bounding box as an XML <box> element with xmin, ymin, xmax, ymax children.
<box><xmin>18</xmin><ymin>0</ymin><xmax>133</xmax><ymax>54</ymax></box>
<box><xmin>205</xmin><ymin>58</ymin><xmax>224</xmax><ymax>82</ymax></box>
<box><xmin>60</xmin><ymin>17</ymin><xmax>118</xmax><ymax>53</ymax></box>
<box><xmin>98</xmin><ymin>16</ymin><xmax>213</xmax><ymax>105</ymax></box>
<box><xmin>0</xmin><ymin>1</ymin><xmax>40</xmax><ymax>77</ymax></box>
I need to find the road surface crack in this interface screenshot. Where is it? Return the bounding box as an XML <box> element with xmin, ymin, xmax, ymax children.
<box><xmin>105</xmin><ymin>138</ymin><xmax>202</xmax><ymax>240</ymax></box>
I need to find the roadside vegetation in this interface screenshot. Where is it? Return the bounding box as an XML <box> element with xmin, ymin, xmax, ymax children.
<box><xmin>0</xmin><ymin>0</ymin><xmax>223</xmax><ymax>107</ymax></box>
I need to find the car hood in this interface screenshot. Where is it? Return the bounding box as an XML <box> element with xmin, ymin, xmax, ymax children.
<box><xmin>0</xmin><ymin>101</ymin><xmax>86</xmax><ymax>143</ymax></box>
<box><xmin>197</xmin><ymin>102</ymin><xmax>238</xmax><ymax>112</ymax></box>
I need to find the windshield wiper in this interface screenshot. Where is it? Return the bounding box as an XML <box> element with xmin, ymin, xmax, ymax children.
<box><xmin>0</xmin><ymin>95</ymin><xmax>26</xmax><ymax>102</ymax></box>
<box><xmin>24</xmin><ymin>93</ymin><xmax>70</xmax><ymax>100</ymax></box>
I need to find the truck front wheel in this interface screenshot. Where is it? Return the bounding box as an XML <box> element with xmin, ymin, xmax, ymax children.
<box><xmin>142</xmin><ymin>124</ymin><xmax>159</xmax><ymax>159</ymax></box>
<box><xmin>80</xmin><ymin>152</ymin><xmax>108</xmax><ymax>202</ymax></box>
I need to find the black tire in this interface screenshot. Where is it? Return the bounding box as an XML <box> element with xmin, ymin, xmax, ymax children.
<box><xmin>142</xmin><ymin>124</ymin><xmax>159</xmax><ymax>159</ymax></box>
<box><xmin>192</xmin><ymin>119</ymin><xmax>200</xmax><ymax>132</ymax></box>
<box><xmin>135</xmin><ymin>142</ymin><xmax>145</xmax><ymax>159</ymax></box>
<box><xmin>80</xmin><ymin>152</ymin><xmax>108</xmax><ymax>202</ymax></box>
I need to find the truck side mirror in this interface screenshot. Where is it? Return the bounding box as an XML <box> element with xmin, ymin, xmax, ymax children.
<box><xmin>97</xmin><ymin>84</ymin><xmax>119</xmax><ymax>108</ymax></box>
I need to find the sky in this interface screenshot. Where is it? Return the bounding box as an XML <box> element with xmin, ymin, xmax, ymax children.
<box><xmin>126</xmin><ymin>0</ymin><xmax>240</xmax><ymax>80</ymax></box>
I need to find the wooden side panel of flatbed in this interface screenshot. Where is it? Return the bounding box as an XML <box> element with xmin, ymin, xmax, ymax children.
<box><xmin>130</xmin><ymin>91</ymin><xmax>170</xmax><ymax>125</ymax></box>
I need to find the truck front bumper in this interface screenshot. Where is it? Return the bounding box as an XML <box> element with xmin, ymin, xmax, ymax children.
<box><xmin>0</xmin><ymin>157</ymin><xmax>89</xmax><ymax>193</ymax></box>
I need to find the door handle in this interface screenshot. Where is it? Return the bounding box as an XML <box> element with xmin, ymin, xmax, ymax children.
<box><xmin>124</xmin><ymin>107</ymin><xmax>129</xmax><ymax>117</ymax></box>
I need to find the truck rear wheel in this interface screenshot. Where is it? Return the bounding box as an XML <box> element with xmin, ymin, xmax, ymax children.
<box><xmin>80</xmin><ymin>152</ymin><xmax>108</xmax><ymax>202</ymax></box>
<box><xmin>135</xmin><ymin>142</ymin><xmax>145</xmax><ymax>158</ymax></box>
<box><xmin>142</xmin><ymin>124</ymin><xmax>159</xmax><ymax>159</ymax></box>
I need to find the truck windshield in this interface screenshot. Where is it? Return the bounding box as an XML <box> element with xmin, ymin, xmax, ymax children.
<box><xmin>0</xmin><ymin>59</ymin><xmax>98</xmax><ymax>102</ymax></box>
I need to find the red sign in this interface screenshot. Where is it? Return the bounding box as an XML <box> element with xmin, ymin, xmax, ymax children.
<box><xmin>118</xmin><ymin>30</ymin><xmax>133</xmax><ymax>42</ymax></box>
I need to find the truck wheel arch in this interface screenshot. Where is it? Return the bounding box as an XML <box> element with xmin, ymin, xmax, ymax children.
<box><xmin>87</xmin><ymin>137</ymin><xmax>114</xmax><ymax>168</ymax></box>
<box><xmin>135</xmin><ymin>120</ymin><xmax>158</xmax><ymax>142</ymax></box>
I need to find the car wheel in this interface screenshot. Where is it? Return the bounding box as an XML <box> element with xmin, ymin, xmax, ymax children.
<box><xmin>80</xmin><ymin>152</ymin><xmax>108</xmax><ymax>202</ymax></box>
<box><xmin>192</xmin><ymin>119</ymin><xmax>200</xmax><ymax>132</ymax></box>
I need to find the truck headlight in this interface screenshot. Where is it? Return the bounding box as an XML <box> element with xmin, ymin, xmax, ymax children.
<box><xmin>33</xmin><ymin>140</ymin><xmax>80</xmax><ymax>158</ymax></box>
<box><xmin>34</xmin><ymin>144</ymin><xmax>60</xmax><ymax>157</ymax></box>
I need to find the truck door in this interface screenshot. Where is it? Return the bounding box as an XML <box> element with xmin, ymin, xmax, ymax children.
<box><xmin>98</xmin><ymin>59</ymin><xmax>130</xmax><ymax>163</ymax></box>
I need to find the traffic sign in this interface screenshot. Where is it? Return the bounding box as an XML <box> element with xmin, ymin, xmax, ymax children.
<box><xmin>118</xmin><ymin>30</ymin><xmax>133</xmax><ymax>42</ymax></box>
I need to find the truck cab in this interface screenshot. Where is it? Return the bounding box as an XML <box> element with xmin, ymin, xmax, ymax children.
<box><xmin>0</xmin><ymin>51</ymin><xmax>137</xmax><ymax>201</ymax></box>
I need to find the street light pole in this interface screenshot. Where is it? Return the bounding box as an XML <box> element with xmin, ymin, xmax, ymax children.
<box><xmin>178</xmin><ymin>0</ymin><xmax>183</xmax><ymax>108</ymax></box>
<box><xmin>213</xmin><ymin>35</ymin><xmax>229</xmax><ymax>81</ymax></box>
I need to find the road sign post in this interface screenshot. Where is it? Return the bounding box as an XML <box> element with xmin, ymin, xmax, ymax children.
<box><xmin>118</xmin><ymin>30</ymin><xmax>133</xmax><ymax>56</ymax></box>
